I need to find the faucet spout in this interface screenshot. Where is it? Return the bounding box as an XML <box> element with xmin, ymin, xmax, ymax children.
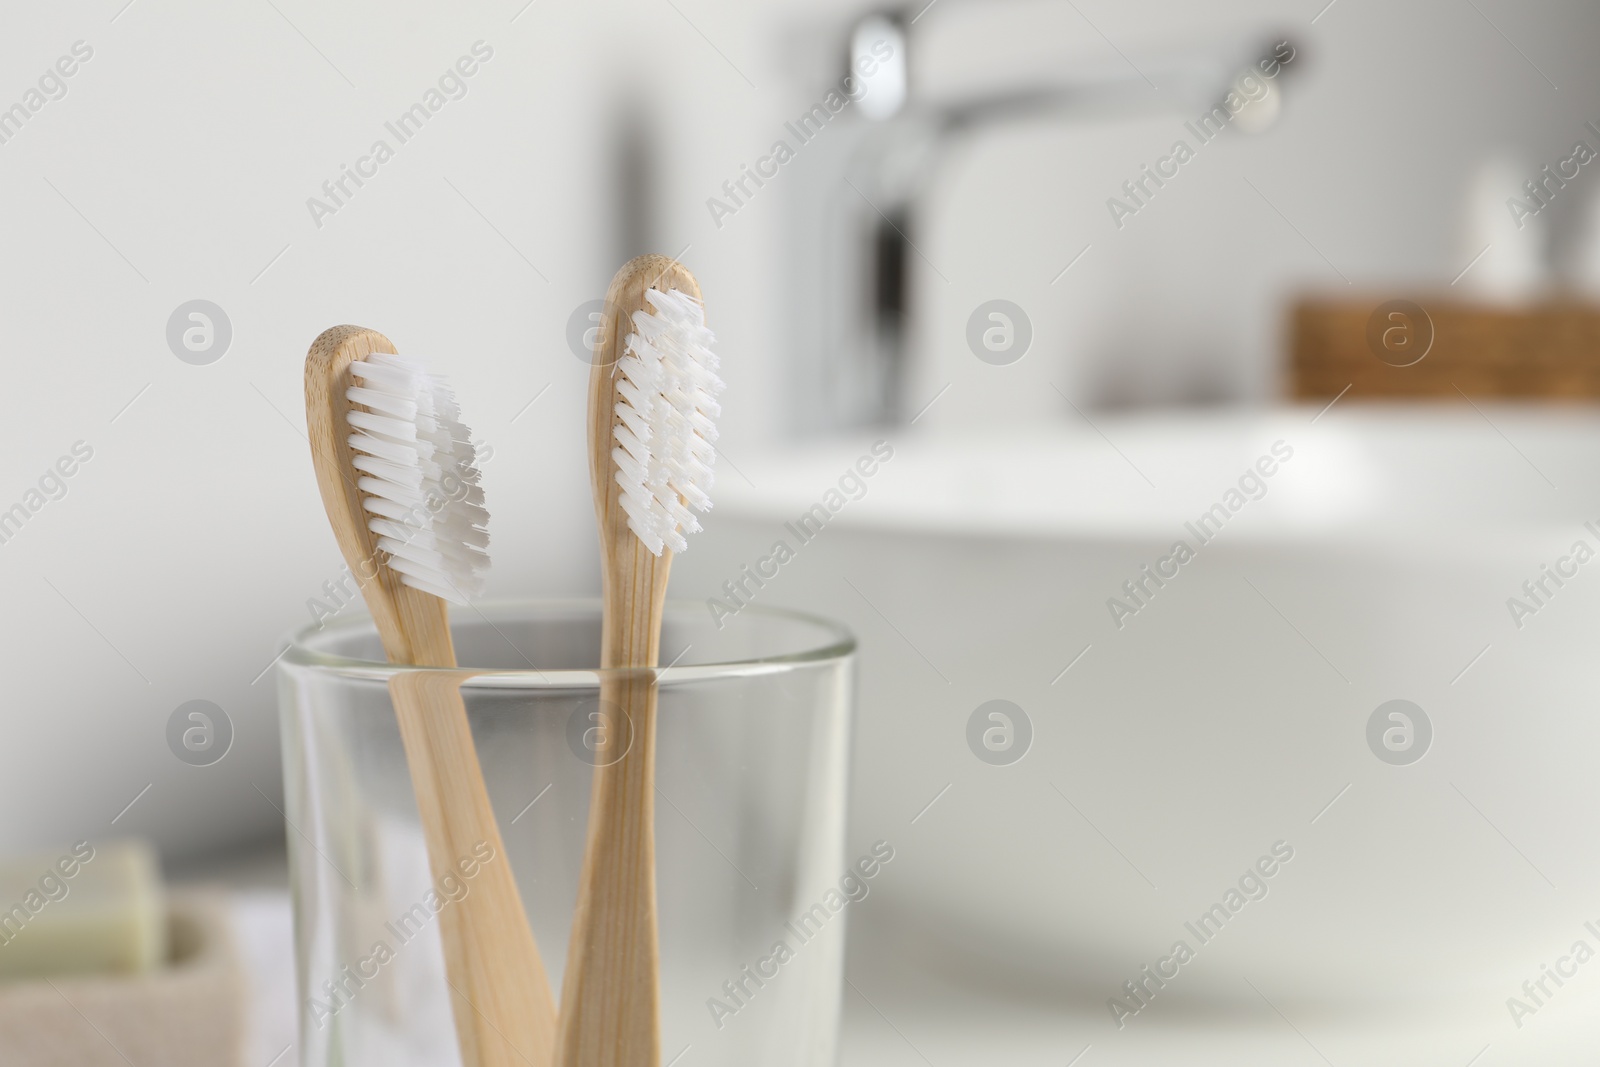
<box><xmin>786</xmin><ymin>7</ymin><xmax>1298</xmax><ymax>434</ymax></box>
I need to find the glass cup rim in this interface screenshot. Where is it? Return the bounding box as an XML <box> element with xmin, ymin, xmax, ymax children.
<box><xmin>279</xmin><ymin>598</ymin><xmax>856</xmax><ymax>688</ymax></box>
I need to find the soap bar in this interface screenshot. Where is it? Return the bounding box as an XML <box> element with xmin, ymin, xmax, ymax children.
<box><xmin>0</xmin><ymin>840</ymin><xmax>165</xmax><ymax>980</ymax></box>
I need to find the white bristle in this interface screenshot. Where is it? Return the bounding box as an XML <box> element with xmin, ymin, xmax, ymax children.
<box><xmin>612</xmin><ymin>287</ymin><xmax>724</xmax><ymax>556</ymax></box>
<box><xmin>346</xmin><ymin>352</ymin><xmax>489</xmax><ymax>604</ymax></box>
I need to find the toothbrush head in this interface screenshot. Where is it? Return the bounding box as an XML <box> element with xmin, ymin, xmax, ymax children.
<box><xmin>610</xmin><ymin>283</ymin><xmax>723</xmax><ymax>556</ymax></box>
<box><xmin>343</xmin><ymin>351</ymin><xmax>489</xmax><ymax>604</ymax></box>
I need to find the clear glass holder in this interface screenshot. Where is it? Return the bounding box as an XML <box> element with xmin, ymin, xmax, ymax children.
<box><xmin>277</xmin><ymin>600</ymin><xmax>856</xmax><ymax>1067</ymax></box>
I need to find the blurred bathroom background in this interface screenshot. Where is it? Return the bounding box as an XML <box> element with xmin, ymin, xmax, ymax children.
<box><xmin>6</xmin><ymin>0</ymin><xmax>1600</xmax><ymax>1062</ymax></box>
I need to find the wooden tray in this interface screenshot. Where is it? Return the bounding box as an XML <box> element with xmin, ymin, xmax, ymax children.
<box><xmin>1289</xmin><ymin>296</ymin><xmax>1600</xmax><ymax>399</ymax></box>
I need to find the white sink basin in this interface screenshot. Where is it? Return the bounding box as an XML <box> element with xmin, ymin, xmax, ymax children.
<box><xmin>673</xmin><ymin>404</ymin><xmax>1600</xmax><ymax>1054</ymax></box>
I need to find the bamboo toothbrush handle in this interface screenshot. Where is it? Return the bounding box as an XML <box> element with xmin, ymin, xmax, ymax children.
<box><xmin>556</xmin><ymin>669</ymin><xmax>662</xmax><ymax>1066</ymax></box>
<box><xmin>390</xmin><ymin>670</ymin><xmax>559</xmax><ymax>1067</ymax></box>
<box><xmin>557</xmin><ymin>548</ymin><xmax>668</xmax><ymax>1066</ymax></box>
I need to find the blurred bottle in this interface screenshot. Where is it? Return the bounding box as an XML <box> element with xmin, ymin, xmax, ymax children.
<box><xmin>1459</xmin><ymin>155</ymin><xmax>1547</xmax><ymax>303</ymax></box>
<box><xmin>1568</xmin><ymin>181</ymin><xmax>1600</xmax><ymax>297</ymax></box>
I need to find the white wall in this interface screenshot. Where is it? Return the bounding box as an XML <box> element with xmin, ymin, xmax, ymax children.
<box><xmin>1</xmin><ymin>0</ymin><xmax>1596</xmax><ymax>858</ymax></box>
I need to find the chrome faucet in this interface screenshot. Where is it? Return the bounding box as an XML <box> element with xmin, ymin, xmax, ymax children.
<box><xmin>785</xmin><ymin>8</ymin><xmax>1297</xmax><ymax>433</ymax></box>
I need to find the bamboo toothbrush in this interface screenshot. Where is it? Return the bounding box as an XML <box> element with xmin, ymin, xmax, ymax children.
<box><xmin>555</xmin><ymin>255</ymin><xmax>723</xmax><ymax>1066</ymax></box>
<box><xmin>304</xmin><ymin>325</ymin><xmax>557</xmax><ymax>1067</ymax></box>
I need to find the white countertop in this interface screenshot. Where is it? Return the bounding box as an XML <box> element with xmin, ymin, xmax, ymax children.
<box><xmin>187</xmin><ymin>843</ymin><xmax>1600</xmax><ymax>1066</ymax></box>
